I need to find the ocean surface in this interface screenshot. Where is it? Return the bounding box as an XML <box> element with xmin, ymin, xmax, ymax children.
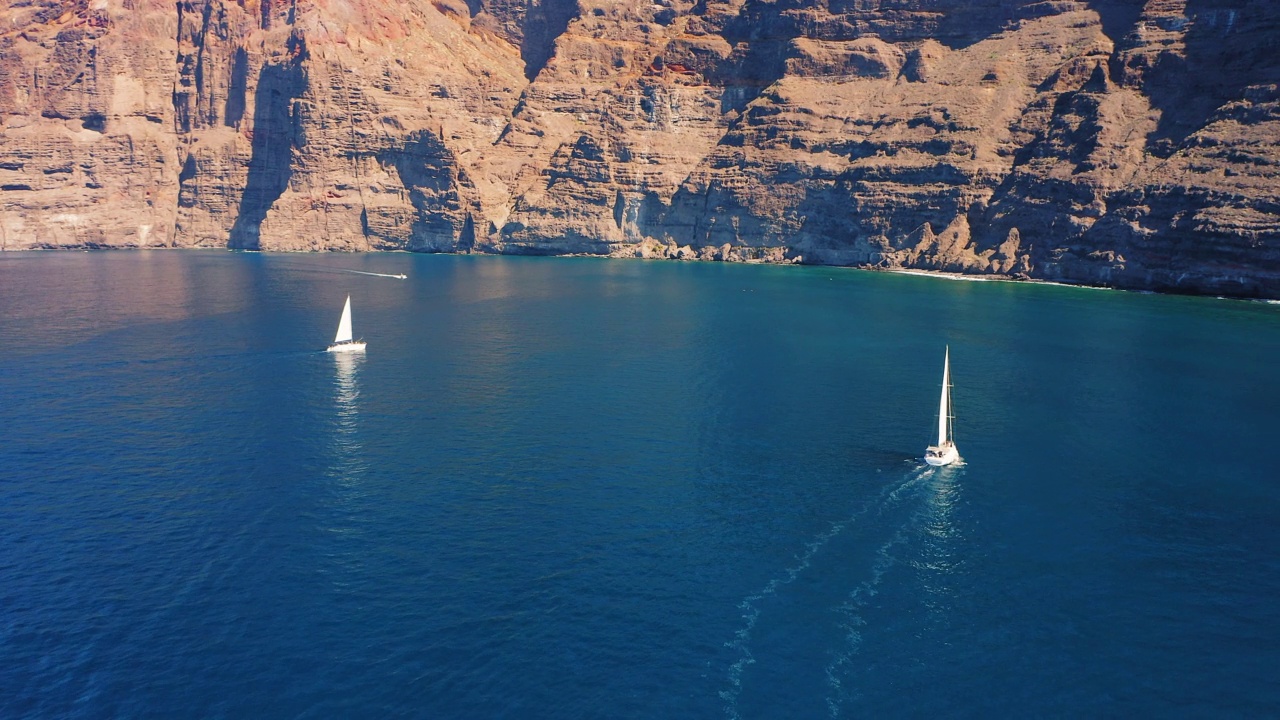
<box><xmin>1</xmin><ymin>251</ymin><xmax>1278</xmax><ymax>718</ymax></box>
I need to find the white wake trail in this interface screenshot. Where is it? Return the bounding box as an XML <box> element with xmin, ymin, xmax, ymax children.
<box><xmin>824</xmin><ymin>465</ymin><xmax>955</xmax><ymax>718</ymax></box>
<box><xmin>823</xmin><ymin>525</ymin><xmax>914</xmax><ymax>718</ymax></box>
<box><xmin>721</xmin><ymin>466</ymin><xmax>933</xmax><ymax>720</ymax></box>
<box><xmin>338</xmin><ymin>269</ymin><xmax>407</xmax><ymax>279</ymax></box>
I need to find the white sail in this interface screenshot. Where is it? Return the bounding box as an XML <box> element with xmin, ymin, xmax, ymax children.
<box><xmin>937</xmin><ymin>347</ymin><xmax>951</xmax><ymax>447</ymax></box>
<box><xmin>924</xmin><ymin>346</ymin><xmax>957</xmax><ymax>466</ymax></box>
<box><xmin>334</xmin><ymin>295</ymin><xmax>354</xmax><ymax>344</ymax></box>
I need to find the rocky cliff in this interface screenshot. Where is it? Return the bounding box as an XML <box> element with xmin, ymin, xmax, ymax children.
<box><xmin>2</xmin><ymin>0</ymin><xmax>1279</xmax><ymax>296</ymax></box>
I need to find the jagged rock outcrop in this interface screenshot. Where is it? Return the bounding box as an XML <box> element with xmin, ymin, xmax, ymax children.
<box><xmin>2</xmin><ymin>0</ymin><xmax>1279</xmax><ymax>296</ymax></box>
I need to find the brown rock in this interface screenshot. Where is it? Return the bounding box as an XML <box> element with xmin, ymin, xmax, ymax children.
<box><xmin>1</xmin><ymin>0</ymin><xmax>1278</xmax><ymax>296</ymax></box>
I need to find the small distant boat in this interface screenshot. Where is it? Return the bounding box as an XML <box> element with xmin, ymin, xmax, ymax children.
<box><xmin>326</xmin><ymin>295</ymin><xmax>366</xmax><ymax>353</ymax></box>
<box><xmin>924</xmin><ymin>346</ymin><xmax>959</xmax><ymax>466</ymax></box>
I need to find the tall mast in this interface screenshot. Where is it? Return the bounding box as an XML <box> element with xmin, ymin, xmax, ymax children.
<box><xmin>937</xmin><ymin>346</ymin><xmax>950</xmax><ymax>446</ymax></box>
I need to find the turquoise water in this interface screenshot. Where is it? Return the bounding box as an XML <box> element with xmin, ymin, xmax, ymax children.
<box><xmin>1</xmin><ymin>251</ymin><xmax>1278</xmax><ymax>717</ymax></box>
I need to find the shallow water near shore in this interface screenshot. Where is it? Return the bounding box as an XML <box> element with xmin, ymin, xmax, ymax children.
<box><xmin>2</xmin><ymin>251</ymin><xmax>1278</xmax><ymax>717</ymax></box>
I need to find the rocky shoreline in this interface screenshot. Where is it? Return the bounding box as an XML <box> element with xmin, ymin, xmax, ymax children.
<box><xmin>11</xmin><ymin>242</ymin><xmax>1278</xmax><ymax>301</ymax></box>
<box><xmin>3</xmin><ymin>1</ymin><xmax>1279</xmax><ymax>298</ymax></box>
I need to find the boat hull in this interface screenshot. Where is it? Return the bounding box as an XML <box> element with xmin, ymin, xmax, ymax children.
<box><xmin>326</xmin><ymin>341</ymin><xmax>366</xmax><ymax>353</ymax></box>
<box><xmin>924</xmin><ymin>443</ymin><xmax>959</xmax><ymax>466</ymax></box>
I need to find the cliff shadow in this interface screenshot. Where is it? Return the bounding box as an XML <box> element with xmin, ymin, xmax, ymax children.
<box><xmin>228</xmin><ymin>56</ymin><xmax>305</xmax><ymax>249</ymax></box>
<box><xmin>378</xmin><ymin>130</ymin><xmax>470</xmax><ymax>251</ymax></box>
<box><xmin>1132</xmin><ymin>0</ymin><xmax>1280</xmax><ymax>156</ymax></box>
<box><xmin>1085</xmin><ymin>0</ymin><xmax>1144</xmax><ymax>49</ymax></box>
<box><xmin>713</xmin><ymin>0</ymin><xmax>800</xmax><ymax>114</ymax></box>
<box><xmin>520</xmin><ymin>0</ymin><xmax>580</xmax><ymax>81</ymax></box>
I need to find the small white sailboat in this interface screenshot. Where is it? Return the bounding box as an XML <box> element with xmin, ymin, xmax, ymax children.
<box><xmin>924</xmin><ymin>346</ymin><xmax>959</xmax><ymax>466</ymax></box>
<box><xmin>326</xmin><ymin>295</ymin><xmax>366</xmax><ymax>353</ymax></box>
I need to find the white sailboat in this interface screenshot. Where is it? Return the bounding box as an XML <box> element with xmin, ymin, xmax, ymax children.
<box><xmin>326</xmin><ymin>295</ymin><xmax>366</xmax><ymax>353</ymax></box>
<box><xmin>924</xmin><ymin>346</ymin><xmax>959</xmax><ymax>466</ymax></box>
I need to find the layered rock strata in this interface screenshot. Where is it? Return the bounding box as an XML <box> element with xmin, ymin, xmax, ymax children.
<box><xmin>2</xmin><ymin>0</ymin><xmax>1278</xmax><ymax>296</ymax></box>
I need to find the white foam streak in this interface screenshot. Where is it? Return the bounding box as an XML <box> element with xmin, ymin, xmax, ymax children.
<box><xmin>339</xmin><ymin>269</ymin><xmax>407</xmax><ymax>279</ymax></box>
<box><xmin>721</xmin><ymin>466</ymin><xmax>933</xmax><ymax>720</ymax></box>
<box><xmin>824</xmin><ymin>525</ymin><xmax>913</xmax><ymax>717</ymax></box>
<box><xmin>824</xmin><ymin>465</ymin><xmax>962</xmax><ymax>718</ymax></box>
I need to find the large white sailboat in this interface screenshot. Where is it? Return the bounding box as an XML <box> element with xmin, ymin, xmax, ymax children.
<box><xmin>326</xmin><ymin>295</ymin><xmax>366</xmax><ymax>353</ymax></box>
<box><xmin>924</xmin><ymin>346</ymin><xmax>959</xmax><ymax>466</ymax></box>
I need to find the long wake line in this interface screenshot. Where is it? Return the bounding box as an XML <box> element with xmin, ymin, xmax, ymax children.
<box><xmin>339</xmin><ymin>269</ymin><xmax>407</xmax><ymax>279</ymax></box>
<box><xmin>824</xmin><ymin>464</ymin><xmax>963</xmax><ymax>718</ymax></box>
<box><xmin>721</xmin><ymin>466</ymin><xmax>935</xmax><ymax>720</ymax></box>
<box><xmin>823</xmin><ymin>525</ymin><xmax>914</xmax><ymax>718</ymax></box>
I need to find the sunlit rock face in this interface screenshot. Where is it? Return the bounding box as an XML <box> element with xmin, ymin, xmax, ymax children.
<box><xmin>2</xmin><ymin>0</ymin><xmax>1278</xmax><ymax>296</ymax></box>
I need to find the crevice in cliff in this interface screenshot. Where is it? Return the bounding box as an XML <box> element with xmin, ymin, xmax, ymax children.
<box><xmin>336</xmin><ymin>66</ymin><xmax>372</xmax><ymax>250</ymax></box>
<box><xmin>459</xmin><ymin>213</ymin><xmax>477</xmax><ymax>252</ymax></box>
<box><xmin>192</xmin><ymin>0</ymin><xmax>214</xmax><ymax>126</ymax></box>
<box><xmin>173</xmin><ymin>0</ymin><xmax>224</xmax><ymax>132</ymax></box>
<box><xmin>225</xmin><ymin>48</ymin><xmax>249</xmax><ymax>128</ymax></box>
<box><xmin>228</xmin><ymin>40</ymin><xmax>307</xmax><ymax>249</ymax></box>
<box><xmin>172</xmin><ymin>1</ymin><xmax>190</xmax><ymax>135</ymax></box>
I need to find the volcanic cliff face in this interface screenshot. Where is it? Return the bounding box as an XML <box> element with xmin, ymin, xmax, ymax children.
<box><xmin>2</xmin><ymin>0</ymin><xmax>1278</xmax><ymax>295</ymax></box>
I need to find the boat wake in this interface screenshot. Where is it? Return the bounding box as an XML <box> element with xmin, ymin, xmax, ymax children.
<box><xmin>255</xmin><ymin>260</ymin><xmax>408</xmax><ymax>280</ymax></box>
<box><xmin>720</xmin><ymin>465</ymin><xmax>936</xmax><ymax>720</ymax></box>
<box><xmin>823</xmin><ymin>463</ymin><xmax>963</xmax><ymax>717</ymax></box>
<box><xmin>821</xmin><ymin>526</ymin><xmax>915</xmax><ymax>717</ymax></box>
<box><xmin>339</xmin><ymin>269</ymin><xmax>407</xmax><ymax>280</ymax></box>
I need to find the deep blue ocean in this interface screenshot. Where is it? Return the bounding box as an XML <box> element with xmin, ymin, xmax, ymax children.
<box><xmin>1</xmin><ymin>251</ymin><xmax>1278</xmax><ymax>718</ymax></box>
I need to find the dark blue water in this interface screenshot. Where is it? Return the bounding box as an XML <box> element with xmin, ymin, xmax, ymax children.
<box><xmin>2</xmin><ymin>251</ymin><xmax>1278</xmax><ymax>718</ymax></box>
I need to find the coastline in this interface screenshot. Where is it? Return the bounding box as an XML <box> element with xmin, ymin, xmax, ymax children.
<box><xmin>3</xmin><ymin>244</ymin><xmax>1276</xmax><ymax>303</ymax></box>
